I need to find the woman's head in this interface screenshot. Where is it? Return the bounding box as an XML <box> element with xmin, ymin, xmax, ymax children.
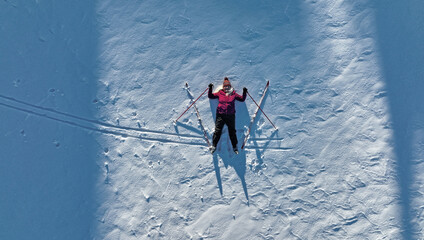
<box><xmin>223</xmin><ymin>77</ymin><xmax>231</xmax><ymax>91</ymax></box>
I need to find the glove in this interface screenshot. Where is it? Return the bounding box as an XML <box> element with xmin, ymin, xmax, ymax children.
<box><xmin>243</xmin><ymin>87</ymin><xmax>248</xmax><ymax>93</ymax></box>
<box><xmin>209</xmin><ymin>83</ymin><xmax>214</xmax><ymax>88</ymax></box>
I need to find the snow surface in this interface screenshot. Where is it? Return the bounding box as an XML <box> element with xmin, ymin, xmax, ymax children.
<box><xmin>1</xmin><ymin>0</ymin><xmax>424</xmax><ymax>239</ymax></box>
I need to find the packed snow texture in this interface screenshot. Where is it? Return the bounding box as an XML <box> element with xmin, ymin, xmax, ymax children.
<box><xmin>1</xmin><ymin>0</ymin><xmax>424</xmax><ymax>239</ymax></box>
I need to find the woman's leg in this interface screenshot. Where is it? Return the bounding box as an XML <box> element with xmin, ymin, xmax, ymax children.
<box><xmin>226</xmin><ymin>115</ymin><xmax>238</xmax><ymax>149</ymax></box>
<box><xmin>212</xmin><ymin>114</ymin><xmax>225</xmax><ymax>147</ymax></box>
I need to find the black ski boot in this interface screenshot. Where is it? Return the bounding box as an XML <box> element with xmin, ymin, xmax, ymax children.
<box><xmin>210</xmin><ymin>146</ymin><xmax>216</xmax><ymax>154</ymax></box>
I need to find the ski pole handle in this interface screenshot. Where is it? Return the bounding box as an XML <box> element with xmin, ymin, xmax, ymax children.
<box><xmin>175</xmin><ymin>87</ymin><xmax>209</xmax><ymax>122</ymax></box>
<box><xmin>247</xmin><ymin>91</ymin><xmax>278</xmax><ymax>130</ymax></box>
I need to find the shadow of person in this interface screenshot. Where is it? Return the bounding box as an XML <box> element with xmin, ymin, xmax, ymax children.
<box><xmin>231</xmin><ymin>151</ymin><xmax>249</xmax><ymax>205</ymax></box>
<box><xmin>213</xmin><ymin>154</ymin><xmax>223</xmax><ymax>196</ymax></box>
<box><xmin>215</xmin><ymin>149</ymin><xmax>249</xmax><ymax>205</ymax></box>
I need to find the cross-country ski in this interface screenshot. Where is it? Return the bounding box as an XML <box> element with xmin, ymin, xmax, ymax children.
<box><xmin>241</xmin><ymin>81</ymin><xmax>270</xmax><ymax>149</ymax></box>
<box><xmin>184</xmin><ymin>82</ymin><xmax>212</xmax><ymax>149</ymax></box>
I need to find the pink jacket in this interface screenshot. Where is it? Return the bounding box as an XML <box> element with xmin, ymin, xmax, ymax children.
<box><xmin>208</xmin><ymin>88</ymin><xmax>246</xmax><ymax>114</ymax></box>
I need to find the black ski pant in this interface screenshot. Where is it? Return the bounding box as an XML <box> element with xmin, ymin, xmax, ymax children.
<box><xmin>212</xmin><ymin>113</ymin><xmax>238</xmax><ymax>149</ymax></box>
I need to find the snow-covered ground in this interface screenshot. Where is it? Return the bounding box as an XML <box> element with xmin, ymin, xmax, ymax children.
<box><xmin>1</xmin><ymin>0</ymin><xmax>423</xmax><ymax>239</ymax></box>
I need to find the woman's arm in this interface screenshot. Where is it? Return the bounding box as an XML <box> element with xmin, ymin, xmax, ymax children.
<box><xmin>208</xmin><ymin>83</ymin><xmax>218</xmax><ymax>99</ymax></box>
<box><xmin>235</xmin><ymin>87</ymin><xmax>247</xmax><ymax>102</ymax></box>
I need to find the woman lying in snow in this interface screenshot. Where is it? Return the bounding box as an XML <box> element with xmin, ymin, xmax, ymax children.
<box><xmin>208</xmin><ymin>77</ymin><xmax>247</xmax><ymax>154</ymax></box>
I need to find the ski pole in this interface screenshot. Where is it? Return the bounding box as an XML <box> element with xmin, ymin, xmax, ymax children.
<box><xmin>175</xmin><ymin>87</ymin><xmax>209</xmax><ymax>122</ymax></box>
<box><xmin>247</xmin><ymin>91</ymin><xmax>278</xmax><ymax>130</ymax></box>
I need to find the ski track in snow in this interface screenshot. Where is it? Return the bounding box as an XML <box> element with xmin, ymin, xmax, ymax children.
<box><xmin>0</xmin><ymin>94</ymin><xmax>287</xmax><ymax>150</ymax></box>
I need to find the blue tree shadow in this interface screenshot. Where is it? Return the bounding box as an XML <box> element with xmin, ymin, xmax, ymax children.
<box><xmin>375</xmin><ymin>1</ymin><xmax>424</xmax><ymax>239</ymax></box>
<box><xmin>0</xmin><ymin>1</ymin><xmax>98</xmax><ymax>239</ymax></box>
